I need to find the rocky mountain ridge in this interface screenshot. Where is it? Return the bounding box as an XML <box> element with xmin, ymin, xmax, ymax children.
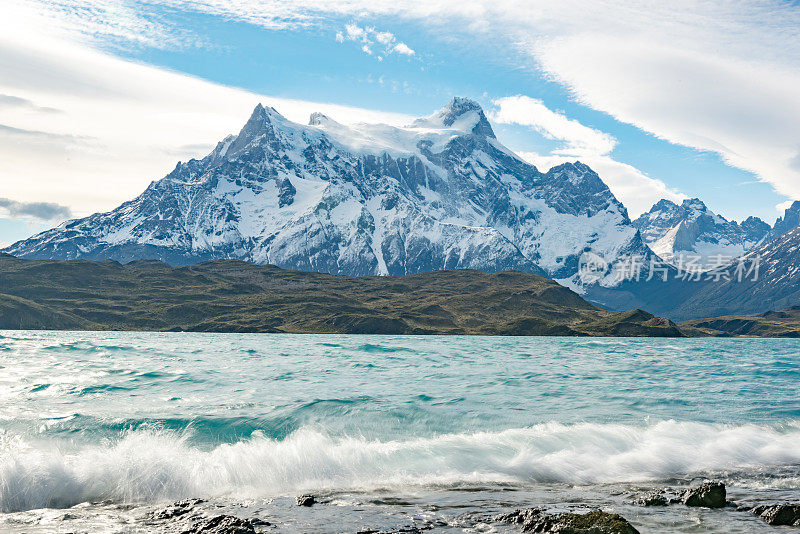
<box><xmin>632</xmin><ymin>198</ymin><xmax>770</xmax><ymax>270</ymax></box>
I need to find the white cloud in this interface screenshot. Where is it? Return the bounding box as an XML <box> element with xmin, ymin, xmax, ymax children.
<box><xmin>776</xmin><ymin>200</ymin><xmax>794</xmax><ymax>214</ymax></box>
<box><xmin>336</xmin><ymin>22</ymin><xmax>415</xmax><ymax>60</ymax></box>
<box><xmin>533</xmin><ymin>32</ymin><xmax>800</xmax><ymax>204</ymax></box>
<box><xmin>93</xmin><ymin>0</ymin><xmax>798</xmax><ymax>205</ymax></box>
<box><xmin>344</xmin><ymin>22</ymin><xmax>368</xmax><ymax>42</ymax></box>
<box><xmin>0</xmin><ymin>2</ymin><xmax>412</xmax><ymax>219</ymax></box>
<box><xmin>492</xmin><ymin>95</ymin><xmax>615</xmax><ymax>157</ymax></box>
<box><xmin>374</xmin><ymin>31</ymin><xmax>394</xmax><ymax>45</ymax></box>
<box><xmin>13</xmin><ymin>0</ymin><xmax>204</xmax><ymax>50</ymax></box>
<box><xmin>493</xmin><ymin>96</ymin><xmax>684</xmax><ymax>216</ymax></box>
<box><xmin>392</xmin><ymin>42</ymin><xmax>415</xmax><ymax>56</ymax></box>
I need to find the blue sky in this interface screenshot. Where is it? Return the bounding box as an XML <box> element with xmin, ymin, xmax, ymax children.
<box><xmin>110</xmin><ymin>8</ymin><xmax>786</xmax><ymax>217</ymax></box>
<box><xmin>1</xmin><ymin>1</ymin><xmax>799</xmax><ymax>245</ymax></box>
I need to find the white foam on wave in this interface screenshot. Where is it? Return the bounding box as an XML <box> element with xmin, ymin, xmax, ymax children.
<box><xmin>2</xmin><ymin>420</ymin><xmax>800</xmax><ymax>512</ymax></box>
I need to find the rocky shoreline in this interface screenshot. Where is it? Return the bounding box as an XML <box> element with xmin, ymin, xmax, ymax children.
<box><xmin>139</xmin><ymin>482</ymin><xmax>799</xmax><ymax>533</ymax></box>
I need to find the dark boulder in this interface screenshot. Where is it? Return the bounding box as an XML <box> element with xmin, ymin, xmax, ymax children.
<box><xmin>150</xmin><ymin>498</ymin><xmax>205</xmax><ymax>521</ymax></box>
<box><xmin>496</xmin><ymin>507</ymin><xmax>548</xmax><ymax>528</ymax></box>
<box><xmin>296</xmin><ymin>494</ymin><xmax>316</xmax><ymax>506</ymax></box>
<box><xmin>753</xmin><ymin>503</ymin><xmax>800</xmax><ymax>526</ymax></box>
<box><xmin>180</xmin><ymin>515</ymin><xmax>256</xmax><ymax>534</ymax></box>
<box><xmin>497</xmin><ymin>508</ymin><xmax>639</xmax><ymax>533</ymax></box>
<box><xmin>635</xmin><ymin>491</ymin><xmax>668</xmax><ymax>507</ymax></box>
<box><xmin>355</xmin><ymin>528</ymin><xmax>428</xmax><ymax>534</ymax></box>
<box><xmin>682</xmin><ymin>482</ymin><xmax>726</xmax><ymax>508</ymax></box>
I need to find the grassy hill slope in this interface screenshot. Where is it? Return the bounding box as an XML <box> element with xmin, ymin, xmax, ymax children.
<box><xmin>0</xmin><ymin>254</ymin><xmax>684</xmax><ymax>336</ymax></box>
<box><xmin>681</xmin><ymin>306</ymin><xmax>800</xmax><ymax>337</ymax></box>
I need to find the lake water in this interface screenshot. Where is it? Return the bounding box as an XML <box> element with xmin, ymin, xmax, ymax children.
<box><xmin>1</xmin><ymin>331</ymin><xmax>799</xmax><ymax>532</ymax></box>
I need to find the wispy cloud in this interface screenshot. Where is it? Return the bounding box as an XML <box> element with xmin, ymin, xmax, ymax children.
<box><xmin>335</xmin><ymin>22</ymin><xmax>415</xmax><ymax>60</ymax></box>
<box><xmin>0</xmin><ymin>94</ymin><xmax>61</xmax><ymax>113</ymax></box>
<box><xmin>0</xmin><ymin>123</ymin><xmax>88</xmax><ymax>142</ymax></box>
<box><xmin>391</xmin><ymin>42</ymin><xmax>414</xmax><ymax>56</ymax></box>
<box><xmin>50</xmin><ymin>0</ymin><xmax>793</xmax><ymax>204</ymax></box>
<box><xmin>17</xmin><ymin>0</ymin><xmax>206</xmax><ymax>50</ymax></box>
<box><xmin>0</xmin><ymin>197</ymin><xmax>72</xmax><ymax>220</ymax></box>
<box><xmin>492</xmin><ymin>95</ymin><xmax>684</xmax><ymax>216</ymax></box>
<box><xmin>491</xmin><ymin>96</ymin><xmax>615</xmax><ymax>157</ymax></box>
<box><xmin>0</xmin><ymin>1</ymin><xmax>413</xmax><ymax>217</ymax></box>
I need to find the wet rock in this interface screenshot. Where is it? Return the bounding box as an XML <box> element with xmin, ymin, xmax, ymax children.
<box><xmin>296</xmin><ymin>494</ymin><xmax>316</xmax><ymax>506</ymax></box>
<box><xmin>495</xmin><ymin>508</ymin><xmax>547</xmax><ymax>528</ymax></box>
<box><xmin>180</xmin><ymin>515</ymin><xmax>256</xmax><ymax>534</ymax></box>
<box><xmin>635</xmin><ymin>491</ymin><xmax>668</xmax><ymax>507</ymax></box>
<box><xmin>682</xmin><ymin>482</ymin><xmax>726</xmax><ymax>508</ymax></box>
<box><xmin>753</xmin><ymin>503</ymin><xmax>800</xmax><ymax>526</ymax></box>
<box><xmin>355</xmin><ymin>528</ymin><xmax>428</xmax><ymax>534</ymax></box>
<box><xmin>496</xmin><ymin>508</ymin><xmax>639</xmax><ymax>533</ymax></box>
<box><xmin>150</xmin><ymin>498</ymin><xmax>205</xmax><ymax>520</ymax></box>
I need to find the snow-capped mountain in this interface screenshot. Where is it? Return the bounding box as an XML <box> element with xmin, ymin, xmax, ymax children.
<box><xmin>5</xmin><ymin>98</ymin><xmax>652</xmax><ymax>293</ymax></box>
<box><xmin>632</xmin><ymin>198</ymin><xmax>770</xmax><ymax>270</ymax></box>
<box><xmin>673</xmin><ymin>225</ymin><xmax>800</xmax><ymax>319</ymax></box>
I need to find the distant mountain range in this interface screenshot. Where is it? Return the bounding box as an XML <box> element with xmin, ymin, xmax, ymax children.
<box><xmin>671</xmin><ymin>225</ymin><xmax>800</xmax><ymax>319</ymax></box>
<box><xmin>632</xmin><ymin>198</ymin><xmax>770</xmax><ymax>270</ymax></box>
<box><xmin>3</xmin><ymin>98</ymin><xmax>799</xmax><ymax>321</ymax></box>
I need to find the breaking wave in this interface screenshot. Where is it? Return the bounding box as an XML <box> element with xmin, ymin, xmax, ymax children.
<box><xmin>2</xmin><ymin>420</ymin><xmax>800</xmax><ymax>512</ymax></box>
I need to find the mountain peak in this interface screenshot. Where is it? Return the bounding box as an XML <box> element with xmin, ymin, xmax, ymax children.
<box><xmin>5</xmin><ymin>97</ymin><xmax>645</xmax><ymax>295</ymax></box>
<box><xmin>441</xmin><ymin>97</ymin><xmax>483</xmax><ymax>119</ymax></box>
<box><xmin>783</xmin><ymin>200</ymin><xmax>800</xmax><ymax>216</ymax></box>
<box><xmin>414</xmin><ymin>96</ymin><xmax>495</xmax><ymax>138</ymax></box>
<box><xmin>681</xmin><ymin>197</ymin><xmax>708</xmax><ymax>211</ymax></box>
<box><xmin>650</xmin><ymin>199</ymin><xmax>681</xmax><ymax>212</ymax></box>
<box><xmin>308</xmin><ymin>112</ymin><xmax>330</xmax><ymax>126</ymax></box>
<box><xmin>214</xmin><ymin>103</ymin><xmax>290</xmax><ymax>159</ymax></box>
<box><xmin>246</xmin><ymin>103</ymin><xmax>283</xmax><ymax>123</ymax></box>
<box><xmin>551</xmin><ymin>160</ymin><xmax>591</xmax><ymax>173</ymax></box>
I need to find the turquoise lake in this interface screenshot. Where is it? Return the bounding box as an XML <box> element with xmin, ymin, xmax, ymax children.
<box><xmin>1</xmin><ymin>331</ymin><xmax>799</xmax><ymax>532</ymax></box>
